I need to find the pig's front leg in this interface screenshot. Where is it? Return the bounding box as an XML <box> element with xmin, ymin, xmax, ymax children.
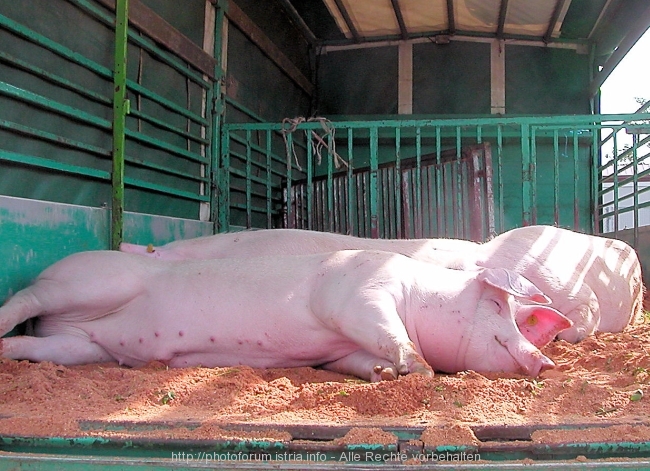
<box><xmin>1</xmin><ymin>334</ymin><xmax>114</xmax><ymax>365</ymax></box>
<box><xmin>322</xmin><ymin>349</ymin><xmax>400</xmax><ymax>382</ymax></box>
<box><xmin>313</xmin><ymin>290</ymin><xmax>433</xmax><ymax>378</ymax></box>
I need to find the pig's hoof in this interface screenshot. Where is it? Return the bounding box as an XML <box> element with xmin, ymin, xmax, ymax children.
<box><xmin>372</xmin><ymin>365</ymin><xmax>398</xmax><ymax>382</ymax></box>
<box><xmin>410</xmin><ymin>362</ymin><xmax>435</xmax><ymax>378</ymax></box>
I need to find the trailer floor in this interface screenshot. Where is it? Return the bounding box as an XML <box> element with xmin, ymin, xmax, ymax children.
<box><xmin>2</xmin><ymin>322</ymin><xmax>650</xmax><ymax>467</ymax></box>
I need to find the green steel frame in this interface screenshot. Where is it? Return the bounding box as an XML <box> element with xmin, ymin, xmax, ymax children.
<box><xmin>220</xmin><ymin>113</ymin><xmax>649</xmax><ymax>238</ymax></box>
<box><xmin>111</xmin><ymin>0</ymin><xmax>129</xmax><ymax>249</ymax></box>
<box><xmin>0</xmin><ymin>0</ymin><xmax>223</xmax><ymax>245</ymax></box>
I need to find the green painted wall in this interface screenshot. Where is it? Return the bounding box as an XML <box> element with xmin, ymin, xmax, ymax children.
<box><xmin>413</xmin><ymin>41</ymin><xmax>491</xmax><ymax>115</ymax></box>
<box><xmin>0</xmin><ymin>196</ymin><xmax>212</xmax><ymax>302</ymax></box>
<box><xmin>317</xmin><ymin>46</ymin><xmax>398</xmax><ymax>115</ymax></box>
<box><xmin>506</xmin><ymin>46</ymin><xmax>591</xmax><ymax>115</ymax></box>
<box><xmin>0</xmin><ymin>0</ymin><xmax>211</xmax><ymax>220</ymax></box>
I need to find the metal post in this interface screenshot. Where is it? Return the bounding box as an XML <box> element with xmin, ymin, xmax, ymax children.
<box><xmin>369</xmin><ymin>126</ymin><xmax>379</xmax><ymax>238</ymax></box>
<box><xmin>521</xmin><ymin>124</ymin><xmax>532</xmax><ymax>226</ymax></box>
<box><xmin>211</xmin><ymin>0</ymin><xmax>227</xmax><ymax>232</ymax></box>
<box><xmin>111</xmin><ymin>0</ymin><xmax>129</xmax><ymax>250</ymax></box>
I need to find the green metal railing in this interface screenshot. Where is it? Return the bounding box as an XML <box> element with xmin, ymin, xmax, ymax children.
<box><xmin>220</xmin><ymin>114</ymin><xmax>648</xmax><ymax>239</ymax></box>
<box><xmin>0</xmin><ymin>0</ymin><xmax>220</xmax><ymax>247</ymax></box>
<box><xmin>596</xmin><ymin>101</ymin><xmax>650</xmax><ymax>246</ymax></box>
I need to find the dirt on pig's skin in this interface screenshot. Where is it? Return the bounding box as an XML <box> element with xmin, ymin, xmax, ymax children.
<box><xmin>2</xmin><ymin>322</ymin><xmax>650</xmax><ymax>442</ymax></box>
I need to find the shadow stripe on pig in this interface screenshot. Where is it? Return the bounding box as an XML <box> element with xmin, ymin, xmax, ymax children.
<box><xmin>121</xmin><ymin>225</ymin><xmax>643</xmax><ymax>343</ymax></box>
<box><xmin>0</xmin><ymin>250</ymin><xmax>569</xmax><ymax>380</ymax></box>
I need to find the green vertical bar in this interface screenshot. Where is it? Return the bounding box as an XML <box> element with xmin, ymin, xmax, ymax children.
<box><xmin>286</xmin><ymin>132</ymin><xmax>293</xmax><ymax>227</ymax></box>
<box><xmin>369</xmin><ymin>126</ymin><xmax>379</xmax><ymax>238</ymax></box>
<box><xmin>307</xmin><ymin>131</ymin><xmax>314</xmax><ymax>229</ymax></box>
<box><xmin>591</xmin><ymin>124</ymin><xmax>599</xmax><ymax>234</ymax></box>
<box><xmin>553</xmin><ymin>129</ymin><xmax>560</xmax><ymax>226</ymax></box>
<box><xmin>347</xmin><ymin>128</ymin><xmax>354</xmax><ymax>235</ymax></box>
<box><xmin>530</xmin><ymin>127</ymin><xmax>537</xmax><ymax>225</ymax></box>
<box><xmin>613</xmin><ymin>132</ymin><xmax>619</xmax><ymax>234</ymax></box>
<box><xmin>327</xmin><ymin>133</ymin><xmax>334</xmax><ymax>232</ymax></box>
<box><xmin>245</xmin><ymin>129</ymin><xmax>252</xmax><ymax>228</ymax></box>
<box><xmin>211</xmin><ymin>1</ymin><xmax>226</xmax><ymax>232</ymax></box>
<box><xmin>496</xmin><ymin>125</ymin><xmax>504</xmax><ymax>233</ymax></box>
<box><xmin>455</xmin><ymin>126</ymin><xmax>462</xmax><ymax>237</ymax></box>
<box><xmin>521</xmin><ymin>124</ymin><xmax>532</xmax><ymax>226</ymax></box>
<box><xmin>435</xmin><ymin>126</ymin><xmax>443</xmax><ymax>236</ymax></box>
<box><xmin>265</xmin><ymin>130</ymin><xmax>272</xmax><ymax>228</ymax></box>
<box><xmin>632</xmin><ymin>133</ymin><xmax>639</xmax><ymax>246</ymax></box>
<box><xmin>395</xmin><ymin>127</ymin><xmax>402</xmax><ymax>239</ymax></box>
<box><xmin>218</xmin><ymin>126</ymin><xmax>230</xmax><ymax>232</ymax></box>
<box><xmin>111</xmin><ymin>0</ymin><xmax>129</xmax><ymax>250</ymax></box>
<box><xmin>573</xmin><ymin>129</ymin><xmax>579</xmax><ymax>230</ymax></box>
<box><xmin>415</xmin><ymin>126</ymin><xmax>422</xmax><ymax>238</ymax></box>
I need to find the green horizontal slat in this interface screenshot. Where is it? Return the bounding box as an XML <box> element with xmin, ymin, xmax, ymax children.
<box><xmin>231</xmin><ymin>202</ymin><xmax>279</xmax><ymax>215</ymax></box>
<box><xmin>0</xmin><ymin>82</ymin><xmax>111</xmax><ymax>129</ymax></box>
<box><xmin>0</xmin><ymin>149</ymin><xmax>205</xmax><ymax>201</ymax></box>
<box><xmin>0</xmin><ymin>12</ymin><xmax>113</xmax><ymax>78</ymax></box>
<box><xmin>223</xmin><ymin>114</ymin><xmax>648</xmax><ymax>132</ymax></box>
<box><xmin>229</xmin><ymin>167</ymin><xmax>274</xmax><ymax>185</ymax></box>
<box><xmin>124</xmin><ymin>176</ymin><xmax>209</xmax><ymax>202</ymax></box>
<box><xmin>127</xmin><ymin>80</ymin><xmax>208</xmax><ymax>126</ymax></box>
<box><xmin>0</xmin><ymin>119</ymin><xmax>206</xmax><ymax>183</ymax></box>
<box><xmin>124</xmin><ymin>128</ymin><xmax>208</xmax><ymax>164</ymax></box>
<box><xmin>229</xmin><ymin>133</ymin><xmax>303</xmax><ymax>171</ymax></box>
<box><xmin>600</xmin><ymin>199</ymin><xmax>650</xmax><ymax>219</ymax></box>
<box><xmin>129</xmin><ymin>109</ymin><xmax>210</xmax><ymax>145</ymax></box>
<box><xmin>0</xmin><ymin>50</ymin><xmax>111</xmax><ymax>106</ymax></box>
<box><xmin>0</xmin><ymin>149</ymin><xmax>110</xmax><ymax>180</ymax></box>
<box><xmin>69</xmin><ymin>0</ymin><xmax>210</xmax><ymax>88</ymax></box>
<box><xmin>228</xmin><ymin>150</ymin><xmax>285</xmax><ymax>179</ymax></box>
<box><xmin>0</xmin><ymin>118</ymin><xmax>111</xmax><ymax>157</ymax></box>
<box><xmin>0</xmin><ymin>10</ymin><xmax>208</xmax><ymax>127</ymax></box>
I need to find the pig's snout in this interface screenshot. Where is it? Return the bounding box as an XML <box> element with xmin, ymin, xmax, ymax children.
<box><xmin>496</xmin><ymin>335</ymin><xmax>555</xmax><ymax>377</ymax></box>
<box><xmin>525</xmin><ymin>354</ymin><xmax>555</xmax><ymax>377</ymax></box>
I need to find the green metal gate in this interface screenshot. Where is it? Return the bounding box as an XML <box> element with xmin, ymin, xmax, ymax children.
<box><xmin>219</xmin><ymin>114</ymin><xmax>647</xmax><ymax>239</ymax></box>
<box><xmin>0</xmin><ymin>0</ymin><xmax>224</xmax><ymax>298</ymax></box>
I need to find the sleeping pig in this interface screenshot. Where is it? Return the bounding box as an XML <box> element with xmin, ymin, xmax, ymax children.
<box><xmin>0</xmin><ymin>250</ymin><xmax>569</xmax><ymax>380</ymax></box>
<box><xmin>120</xmin><ymin>225</ymin><xmax>643</xmax><ymax>343</ymax></box>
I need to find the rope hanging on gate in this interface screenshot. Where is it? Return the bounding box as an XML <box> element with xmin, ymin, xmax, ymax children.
<box><xmin>281</xmin><ymin>117</ymin><xmax>349</xmax><ymax>172</ymax></box>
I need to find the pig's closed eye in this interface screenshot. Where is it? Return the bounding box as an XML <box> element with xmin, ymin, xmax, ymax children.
<box><xmin>491</xmin><ymin>299</ymin><xmax>504</xmax><ymax>313</ymax></box>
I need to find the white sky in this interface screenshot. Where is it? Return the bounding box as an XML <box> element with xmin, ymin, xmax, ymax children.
<box><xmin>601</xmin><ymin>27</ymin><xmax>650</xmax><ymax>113</ymax></box>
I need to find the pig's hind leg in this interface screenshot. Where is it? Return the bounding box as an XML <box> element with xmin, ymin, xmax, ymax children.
<box><xmin>0</xmin><ymin>288</ymin><xmax>46</xmax><ymax>337</ymax></box>
<box><xmin>1</xmin><ymin>334</ymin><xmax>113</xmax><ymax>365</ymax></box>
<box><xmin>322</xmin><ymin>349</ymin><xmax>400</xmax><ymax>382</ymax></box>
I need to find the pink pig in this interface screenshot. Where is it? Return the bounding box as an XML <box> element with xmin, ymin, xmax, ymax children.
<box><xmin>121</xmin><ymin>225</ymin><xmax>643</xmax><ymax>343</ymax></box>
<box><xmin>0</xmin><ymin>250</ymin><xmax>567</xmax><ymax>380</ymax></box>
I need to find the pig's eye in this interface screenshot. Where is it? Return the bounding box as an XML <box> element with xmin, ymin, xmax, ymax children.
<box><xmin>491</xmin><ymin>299</ymin><xmax>504</xmax><ymax>313</ymax></box>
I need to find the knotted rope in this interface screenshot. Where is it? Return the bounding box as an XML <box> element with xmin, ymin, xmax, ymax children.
<box><xmin>281</xmin><ymin>117</ymin><xmax>349</xmax><ymax>172</ymax></box>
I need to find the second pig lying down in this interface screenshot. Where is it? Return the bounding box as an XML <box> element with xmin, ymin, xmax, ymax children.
<box><xmin>121</xmin><ymin>226</ymin><xmax>644</xmax><ymax>343</ymax></box>
<box><xmin>0</xmin><ymin>250</ymin><xmax>571</xmax><ymax>380</ymax></box>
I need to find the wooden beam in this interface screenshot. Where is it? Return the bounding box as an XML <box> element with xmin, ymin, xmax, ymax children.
<box><xmin>224</xmin><ymin>0</ymin><xmax>314</xmax><ymax>95</ymax></box>
<box><xmin>446</xmin><ymin>0</ymin><xmax>455</xmax><ymax>35</ymax></box>
<box><xmin>275</xmin><ymin>0</ymin><xmax>318</xmax><ymax>45</ymax></box>
<box><xmin>490</xmin><ymin>40</ymin><xmax>505</xmax><ymax>114</ymax></box>
<box><xmin>543</xmin><ymin>0</ymin><xmax>568</xmax><ymax>43</ymax></box>
<box><xmin>398</xmin><ymin>42</ymin><xmax>412</xmax><ymax>114</ymax></box>
<box><xmin>496</xmin><ymin>0</ymin><xmax>509</xmax><ymax>39</ymax></box>
<box><xmin>390</xmin><ymin>0</ymin><xmax>409</xmax><ymax>40</ymax></box>
<box><xmin>589</xmin><ymin>4</ymin><xmax>650</xmax><ymax>97</ymax></box>
<box><xmin>332</xmin><ymin>0</ymin><xmax>361</xmax><ymax>42</ymax></box>
<box><xmin>96</xmin><ymin>0</ymin><xmax>218</xmax><ymax>79</ymax></box>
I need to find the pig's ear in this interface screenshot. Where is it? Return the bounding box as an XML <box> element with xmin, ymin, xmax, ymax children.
<box><xmin>477</xmin><ymin>268</ymin><xmax>551</xmax><ymax>304</ymax></box>
<box><xmin>516</xmin><ymin>305</ymin><xmax>573</xmax><ymax>348</ymax></box>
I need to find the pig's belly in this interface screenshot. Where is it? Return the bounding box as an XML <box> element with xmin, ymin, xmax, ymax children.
<box><xmin>74</xmin><ymin>310</ymin><xmax>360</xmax><ymax>369</ymax></box>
